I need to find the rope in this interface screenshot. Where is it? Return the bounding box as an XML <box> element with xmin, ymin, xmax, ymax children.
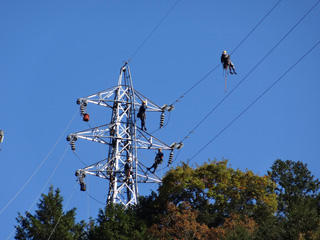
<box><xmin>189</xmin><ymin>39</ymin><xmax>320</xmax><ymax>162</ymax></box>
<box><xmin>127</xmin><ymin>0</ymin><xmax>183</xmax><ymax>62</ymax></box>
<box><xmin>169</xmin><ymin>0</ymin><xmax>283</xmax><ymax>106</ymax></box>
<box><xmin>176</xmin><ymin>0</ymin><xmax>320</xmax><ymax>147</ymax></box>
<box><xmin>0</xmin><ymin>110</ymin><xmax>77</xmax><ymax>217</ymax></box>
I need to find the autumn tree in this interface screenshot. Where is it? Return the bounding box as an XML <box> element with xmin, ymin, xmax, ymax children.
<box><xmin>15</xmin><ymin>186</ymin><xmax>85</xmax><ymax>240</ymax></box>
<box><xmin>149</xmin><ymin>202</ymin><xmax>210</xmax><ymax>240</ymax></box>
<box><xmin>210</xmin><ymin>214</ymin><xmax>257</xmax><ymax>240</ymax></box>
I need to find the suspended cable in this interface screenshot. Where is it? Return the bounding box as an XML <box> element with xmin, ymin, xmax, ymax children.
<box><xmin>47</xmin><ymin>184</ymin><xmax>77</xmax><ymax>240</ymax></box>
<box><xmin>189</xmin><ymin>39</ymin><xmax>320</xmax><ymax>162</ymax></box>
<box><xmin>73</xmin><ymin>151</ymin><xmax>89</xmax><ymax>166</ymax></box>
<box><xmin>0</xmin><ymin>110</ymin><xmax>77</xmax><ymax>217</ymax></box>
<box><xmin>86</xmin><ymin>192</ymin><xmax>106</xmax><ymax>206</ymax></box>
<box><xmin>6</xmin><ymin>146</ymin><xmax>68</xmax><ymax>240</ymax></box>
<box><xmin>170</xmin><ymin>0</ymin><xmax>283</xmax><ymax>106</ymax></box>
<box><xmin>127</xmin><ymin>0</ymin><xmax>183</xmax><ymax>62</ymax></box>
<box><xmin>229</xmin><ymin>0</ymin><xmax>283</xmax><ymax>55</ymax></box>
<box><xmin>177</xmin><ymin>0</ymin><xmax>320</xmax><ymax>146</ymax></box>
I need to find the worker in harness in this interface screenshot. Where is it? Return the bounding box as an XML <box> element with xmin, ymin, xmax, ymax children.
<box><xmin>75</xmin><ymin>170</ymin><xmax>86</xmax><ymax>191</ymax></box>
<box><xmin>221</xmin><ymin>50</ymin><xmax>237</xmax><ymax>74</ymax></box>
<box><xmin>0</xmin><ymin>130</ymin><xmax>4</xmax><ymax>143</ymax></box>
<box><xmin>147</xmin><ymin>149</ymin><xmax>164</xmax><ymax>173</ymax></box>
<box><xmin>0</xmin><ymin>130</ymin><xmax>4</xmax><ymax>151</ymax></box>
<box><xmin>137</xmin><ymin>100</ymin><xmax>147</xmax><ymax>131</ymax></box>
<box><xmin>124</xmin><ymin>162</ymin><xmax>132</xmax><ymax>182</ymax></box>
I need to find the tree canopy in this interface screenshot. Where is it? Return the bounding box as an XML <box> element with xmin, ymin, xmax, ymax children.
<box><xmin>14</xmin><ymin>159</ymin><xmax>320</xmax><ymax>240</ymax></box>
<box><xmin>15</xmin><ymin>186</ymin><xmax>85</xmax><ymax>240</ymax></box>
<box><xmin>157</xmin><ymin>160</ymin><xmax>277</xmax><ymax>227</ymax></box>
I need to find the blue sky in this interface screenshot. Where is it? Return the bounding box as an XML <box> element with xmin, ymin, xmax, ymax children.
<box><xmin>1</xmin><ymin>0</ymin><xmax>320</xmax><ymax>239</ymax></box>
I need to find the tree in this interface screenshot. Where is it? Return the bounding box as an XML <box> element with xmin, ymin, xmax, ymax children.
<box><xmin>148</xmin><ymin>202</ymin><xmax>210</xmax><ymax>240</ymax></box>
<box><xmin>15</xmin><ymin>186</ymin><xmax>85</xmax><ymax>240</ymax></box>
<box><xmin>157</xmin><ymin>160</ymin><xmax>277</xmax><ymax>227</ymax></box>
<box><xmin>269</xmin><ymin>159</ymin><xmax>320</xmax><ymax>239</ymax></box>
<box><xmin>211</xmin><ymin>214</ymin><xmax>257</xmax><ymax>240</ymax></box>
<box><xmin>87</xmin><ymin>204</ymin><xmax>147</xmax><ymax>240</ymax></box>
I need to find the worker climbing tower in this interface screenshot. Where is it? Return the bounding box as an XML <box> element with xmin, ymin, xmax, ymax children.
<box><xmin>67</xmin><ymin>63</ymin><xmax>182</xmax><ymax>207</ymax></box>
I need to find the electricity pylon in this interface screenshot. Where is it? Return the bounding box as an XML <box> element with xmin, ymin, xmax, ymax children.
<box><xmin>67</xmin><ymin>63</ymin><xmax>182</xmax><ymax>207</ymax></box>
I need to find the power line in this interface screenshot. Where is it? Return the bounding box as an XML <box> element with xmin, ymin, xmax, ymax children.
<box><xmin>170</xmin><ymin>0</ymin><xmax>283</xmax><ymax>106</ymax></box>
<box><xmin>73</xmin><ymin>151</ymin><xmax>89</xmax><ymax>166</ymax></box>
<box><xmin>177</xmin><ymin>0</ymin><xmax>320</xmax><ymax>146</ymax></box>
<box><xmin>189</xmin><ymin>39</ymin><xmax>320</xmax><ymax>161</ymax></box>
<box><xmin>6</xmin><ymin>146</ymin><xmax>69</xmax><ymax>240</ymax></box>
<box><xmin>47</xmin><ymin>184</ymin><xmax>77</xmax><ymax>240</ymax></box>
<box><xmin>229</xmin><ymin>0</ymin><xmax>283</xmax><ymax>55</ymax></box>
<box><xmin>86</xmin><ymin>192</ymin><xmax>106</xmax><ymax>206</ymax></box>
<box><xmin>0</xmin><ymin>110</ymin><xmax>77</xmax><ymax>217</ymax></box>
<box><xmin>128</xmin><ymin>0</ymin><xmax>183</xmax><ymax>62</ymax></box>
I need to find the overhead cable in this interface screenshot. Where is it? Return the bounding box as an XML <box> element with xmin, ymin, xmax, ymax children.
<box><xmin>86</xmin><ymin>192</ymin><xmax>106</xmax><ymax>206</ymax></box>
<box><xmin>170</xmin><ymin>0</ymin><xmax>283</xmax><ymax>106</ymax></box>
<box><xmin>6</xmin><ymin>146</ymin><xmax>69</xmax><ymax>240</ymax></box>
<box><xmin>47</xmin><ymin>184</ymin><xmax>77</xmax><ymax>240</ymax></box>
<box><xmin>189</xmin><ymin>39</ymin><xmax>320</xmax><ymax>161</ymax></box>
<box><xmin>178</xmin><ymin>0</ymin><xmax>320</xmax><ymax>146</ymax></box>
<box><xmin>128</xmin><ymin>0</ymin><xmax>183</xmax><ymax>62</ymax></box>
<box><xmin>0</xmin><ymin>110</ymin><xmax>77</xmax><ymax>217</ymax></box>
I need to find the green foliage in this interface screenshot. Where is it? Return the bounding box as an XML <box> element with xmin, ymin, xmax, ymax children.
<box><xmin>210</xmin><ymin>214</ymin><xmax>257</xmax><ymax>240</ymax></box>
<box><xmin>15</xmin><ymin>186</ymin><xmax>85</xmax><ymax>240</ymax></box>
<box><xmin>135</xmin><ymin>191</ymin><xmax>162</xmax><ymax>227</ymax></box>
<box><xmin>269</xmin><ymin>159</ymin><xmax>320</xmax><ymax>239</ymax></box>
<box><xmin>87</xmin><ymin>204</ymin><xmax>147</xmax><ymax>240</ymax></box>
<box><xmin>158</xmin><ymin>160</ymin><xmax>277</xmax><ymax>227</ymax></box>
<box><xmin>14</xmin><ymin>159</ymin><xmax>320</xmax><ymax>240</ymax></box>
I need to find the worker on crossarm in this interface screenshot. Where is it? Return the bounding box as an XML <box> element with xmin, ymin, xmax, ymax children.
<box><xmin>137</xmin><ymin>100</ymin><xmax>147</xmax><ymax>131</ymax></box>
<box><xmin>221</xmin><ymin>50</ymin><xmax>237</xmax><ymax>74</ymax></box>
<box><xmin>147</xmin><ymin>149</ymin><xmax>164</xmax><ymax>173</ymax></box>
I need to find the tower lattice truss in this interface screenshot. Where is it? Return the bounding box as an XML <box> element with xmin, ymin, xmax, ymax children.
<box><xmin>67</xmin><ymin>64</ymin><xmax>182</xmax><ymax>207</ymax></box>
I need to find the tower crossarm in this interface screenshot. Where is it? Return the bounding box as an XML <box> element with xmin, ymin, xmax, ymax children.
<box><xmin>133</xmin><ymin>89</ymin><xmax>166</xmax><ymax>112</ymax></box>
<box><xmin>68</xmin><ymin>123</ymin><xmax>116</xmax><ymax>146</ymax></box>
<box><xmin>77</xmin><ymin>86</ymin><xmax>173</xmax><ymax>113</ymax></box>
<box><xmin>135</xmin><ymin>128</ymin><xmax>173</xmax><ymax>150</ymax></box>
<box><xmin>69</xmin><ymin>63</ymin><xmax>182</xmax><ymax>207</ymax></box>
<box><xmin>77</xmin><ymin>86</ymin><xmax>119</xmax><ymax>108</ymax></box>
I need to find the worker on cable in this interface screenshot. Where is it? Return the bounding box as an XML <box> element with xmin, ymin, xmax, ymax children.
<box><xmin>221</xmin><ymin>50</ymin><xmax>237</xmax><ymax>74</ymax></box>
<box><xmin>0</xmin><ymin>130</ymin><xmax>4</xmax><ymax>143</ymax></box>
<box><xmin>137</xmin><ymin>100</ymin><xmax>147</xmax><ymax>131</ymax></box>
<box><xmin>0</xmin><ymin>130</ymin><xmax>3</xmax><ymax>151</ymax></box>
<box><xmin>147</xmin><ymin>149</ymin><xmax>164</xmax><ymax>173</ymax></box>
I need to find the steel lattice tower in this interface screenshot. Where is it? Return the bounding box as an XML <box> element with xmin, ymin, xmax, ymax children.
<box><xmin>67</xmin><ymin>63</ymin><xmax>182</xmax><ymax>207</ymax></box>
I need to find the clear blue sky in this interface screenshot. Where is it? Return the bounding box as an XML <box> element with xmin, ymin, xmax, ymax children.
<box><xmin>1</xmin><ymin>0</ymin><xmax>320</xmax><ymax>239</ymax></box>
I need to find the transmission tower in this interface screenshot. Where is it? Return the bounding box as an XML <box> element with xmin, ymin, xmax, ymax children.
<box><xmin>67</xmin><ymin>63</ymin><xmax>182</xmax><ymax>207</ymax></box>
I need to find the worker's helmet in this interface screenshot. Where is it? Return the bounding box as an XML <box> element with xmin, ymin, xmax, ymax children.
<box><xmin>143</xmin><ymin>100</ymin><xmax>148</xmax><ymax>105</ymax></box>
<box><xmin>223</xmin><ymin>50</ymin><xmax>227</xmax><ymax>54</ymax></box>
